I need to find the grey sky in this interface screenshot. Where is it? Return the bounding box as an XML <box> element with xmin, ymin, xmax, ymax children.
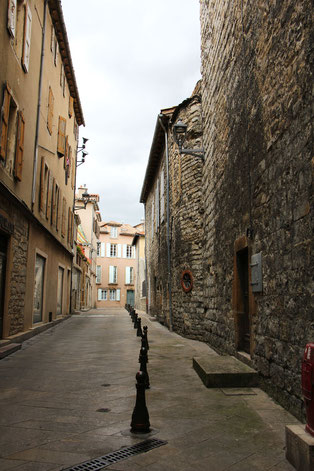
<box><xmin>62</xmin><ymin>0</ymin><xmax>201</xmax><ymax>226</ymax></box>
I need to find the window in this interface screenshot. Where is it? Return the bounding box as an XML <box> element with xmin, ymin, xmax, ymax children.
<box><xmin>69</xmin><ymin>96</ymin><xmax>74</xmax><ymax>118</ymax></box>
<box><xmin>47</xmin><ymin>87</ymin><xmax>54</xmax><ymax>134</ymax></box>
<box><xmin>98</xmin><ymin>289</ymin><xmax>107</xmax><ymax>300</ymax></box>
<box><xmin>110</xmin><ymin>226</ymin><xmax>118</xmax><ymax>238</ymax></box>
<box><xmin>46</xmin><ymin>172</ymin><xmax>53</xmax><ymax>221</ymax></box>
<box><xmin>109</xmin><ymin>289</ymin><xmax>120</xmax><ymax>301</ymax></box>
<box><xmin>96</xmin><ymin>242</ymin><xmax>101</xmax><ymax>256</ymax></box>
<box><xmin>33</xmin><ymin>253</ymin><xmax>45</xmax><ymax>324</ymax></box>
<box><xmin>57</xmin><ymin>116</ymin><xmax>66</xmax><ymax>156</ymax></box>
<box><xmin>109</xmin><ymin>266</ymin><xmax>117</xmax><ymax>284</ymax></box>
<box><xmin>57</xmin><ymin>266</ymin><xmax>64</xmax><ymax>315</ymax></box>
<box><xmin>39</xmin><ymin>158</ymin><xmax>48</xmax><ymax>213</ymax></box>
<box><xmin>61</xmin><ymin>197</ymin><xmax>66</xmax><ymax>238</ymax></box>
<box><xmin>56</xmin><ymin>186</ymin><xmax>61</xmax><ymax>231</ymax></box>
<box><xmin>110</xmin><ymin>244</ymin><xmax>117</xmax><ymax>257</ymax></box>
<box><xmin>96</xmin><ymin>265</ymin><xmax>101</xmax><ymax>284</ymax></box>
<box><xmin>126</xmin><ymin>245</ymin><xmax>132</xmax><ymax>258</ymax></box>
<box><xmin>22</xmin><ymin>3</ymin><xmax>32</xmax><ymax>73</ymax></box>
<box><xmin>125</xmin><ymin>267</ymin><xmax>134</xmax><ymax>284</ymax></box>
<box><xmin>0</xmin><ymin>84</ymin><xmax>24</xmax><ymax>181</ymax></box>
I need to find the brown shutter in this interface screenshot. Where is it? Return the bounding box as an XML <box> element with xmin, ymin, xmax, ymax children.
<box><xmin>56</xmin><ymin>187</ymin><xmax>60</xmax><ymax>231</ymax></box>
<box><xmin>39</xmin><ymin>157</ymin><xmax>45</xmax><ymax>211</ymax></box>
<box><xmin>46</xmin><ymin>172</ymin><xmax>53</xmax><ymax>220</ymax></box>
<box><xmin>69</xmin><ymin>96</ymin><xmax>73</xmax><ymax>118</ymax></box>
<box><xmin>64</xmin><ymin>136</ymin><xmax>68</xmax><ymax>169</ymax></box>
<box><xmin>0</xmin><ymin>86</ymin><xmax>11</xmax><ymax>160</ymax></box>
<box><xmin>51</xmin><ymin>178</ymin><xmax>56</xmax><ymax>225</ymax></box>
<box><xmin>47</xmin><ymin>87</ymin><xmax>54</xmax><ymax>134</ymax></box>
<box><xmin>61</xmin><ymin>196</ymin><xmax>66</xmax><ymax>237</ymax></box>
<box><xmin>71</xmin><ymin>151</ymin><xmax>75</xmax><ymax>189</ymax></box>
<box><xmin>57</xmin><ymin>116</ymin><xmax>66</xmax><ymax>155</ymax></box>
<box><xmin>14</xmin><ymin>111</ymin><xmax>25</xmax><ymax>181</ymax></box>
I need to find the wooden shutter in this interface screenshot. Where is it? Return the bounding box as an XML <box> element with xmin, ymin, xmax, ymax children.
<box><xmin>39</xmin><ymin>157</ymin><xmax>45</xmax><ymax>211</ymax></box>
<box><xmin>0</xmin><ymin>86</ymin><xmax>11</xmax><ymax>160</ymax></box>
<box><xmin>22</xmin><ymin>3</ymin><xmax>32</xmax><ymax>72</ymax></box>
<box><xmin>7</xmin><ymin>0</ymin><xmax>17</xmax><ymax>37</ymax></box>
<box><xmin>106</xmin><ymin>243</ymin><xmax>111</xmax><ymax>257</ymax></box>
<box><xmin>117</xmin><ymin>244</ymin><xmax>121</xmax><ymax>258</ymax></box>
<box><xmin>98</xmin><ymin>289</ymin><xmax>102</xmax><ymax>301</ymax></box>
<box><xmin>101</xmin><ymin>242</ymin><xmax>105</xmax><ymax>257</ymax></box>
<box><xmin>116</xmin><ymin>289</ymin><xmax>121</xmax><ymax>301</ymax></box>
<box><xmin>69</xmin><ymin>96</ymin><xmax>73</xmax><ymax>118</ymax></box>
<box><xmin>46</xmin><ymin>171</ymin><xmax>53</xmax><ymax>220</ymax></box>
<box><xmin>57</xmin><ymin>116</ymin><xmax>66</xmax><ymax>155</ymax></box>
<box><xmin>51</xmin><ymin>178</ymin><xmax>56</xmax><ymax>225</ymax></box>
<box><xmin>56</xmin><ymin>187</ymin><xmax>61</xmax><ymax>231</ymax></box>
<box><xmin>64</xmin><ymin>135</ymin><xmax>68</xmax><ymax>168</ymax></box>
<box><xmin>61</xmin><ymin>196</ymin><xmax>66</xmax><ymax>237</ymax></box>
<box><xmin>67</xmin><ymin>207</ymin><xmax>71</xmax><ymax>243</ymax></box>
<box><xmin>47</xmin><ymin>87</ymin><xmax>54</xmax><ymax>134</ymax></box>
<box><xmin>125</xmin><ymin>267</ymin><xmax>130</xmax><ymax>284</ymax></box>
<box><xmin>14</xmin><ymin>111</ymin><xmax>25</xmax><ymax>181</ymax></box>
<box><xmin>109</xmin><ymin>266</ymin><xmax>114</xmax><ymax>283</ymax></box>
<box><xmin>132</xmin><ymin>246</ymin><xmax>136</xmax><ymax>259</ymax></box>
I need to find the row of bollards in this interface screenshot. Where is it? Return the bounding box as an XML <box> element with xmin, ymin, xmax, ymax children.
<box><xmin>125</xmin><ymin>304</ymin><xmax>151</xmax><ymax>433</ymax></box>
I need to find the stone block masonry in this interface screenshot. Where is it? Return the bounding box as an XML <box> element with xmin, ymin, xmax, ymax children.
<box><xmin>200</xmin><ymin>0</ymin><xmax>313</xmax><ymax>419</ymax></box>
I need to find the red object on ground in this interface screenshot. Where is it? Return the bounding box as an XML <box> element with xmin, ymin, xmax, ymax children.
<box><xmin>302</xmin><ymin>343</ymin><xmax>314</xmax><ymax>436</ymax></box>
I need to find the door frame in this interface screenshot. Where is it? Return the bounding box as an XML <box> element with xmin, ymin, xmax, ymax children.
<box><xmin>232</xmin><ymin>235</ymin><xmax>256</xmax><ymax>356</ymax></box>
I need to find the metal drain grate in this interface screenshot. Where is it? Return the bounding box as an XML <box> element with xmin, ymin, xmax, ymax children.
<box><xmin>62</xmin><ymin>438</ymin><xmax>167</xmax><ymax>471</ymax></box>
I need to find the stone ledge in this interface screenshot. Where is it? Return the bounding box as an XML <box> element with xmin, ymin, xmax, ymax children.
<box><xmin>193</xmin><ymin>355</ymin><xmax>259</xmax><ymax>388</ymax></box>
<box><xmin>285</xmin><ymin>424</ymin><xmax>314</xmax><ymax>471</ymax></box>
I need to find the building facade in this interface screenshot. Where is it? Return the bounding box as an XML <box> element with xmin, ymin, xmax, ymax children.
<box><xmin>142</xmin><ymin>1</ymin><xmax>313</xmax><ymax>419</ymax></box>
<box><xmin>132</xmin><ymin>223</ymin><xmax>146</xmax><ymax>312</ymax></box>
<box><xmin>0</xmin><ymin>0</ymin><xmax>84</xmax><ymax>339</ymax></box>
<box><xmin>74</xmin><ymin>186</ymin><xmax>101</xmax><ymax>309</ymax></box>
<box><xmin>96</xmin><ymin>222</ymin><xmax>138</xmax><ymax>308</ymax></box>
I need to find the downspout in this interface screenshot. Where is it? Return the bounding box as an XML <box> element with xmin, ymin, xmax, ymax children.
<box><xmin>158</xmin><ymin>114</ymin><xmax>173</xmax><ymax>331</ymax></box>
<box><xmin>31</xmin><ymin>0</ymin><xmax>48</xmax><ymax>207</ymax></box>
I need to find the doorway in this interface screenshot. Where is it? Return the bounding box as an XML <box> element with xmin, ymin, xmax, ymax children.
<box><xmin>33</xmin><ymin>253</ymin><xmax>45</xmax><ymax>323</ymax></box>
<box><xmin>0</xmin><ymin>235</ymin><xmax>8</xmax><ymax>338</ymax></box>
<box><xmin>236</xmin><ymin>247</ymin><xmax>250</xmax><ymax>353</ymax></box>
<box><xmin>127</xmin><ymin>290</ymin><xmax>134</xmax><ymax>307</ymax></box>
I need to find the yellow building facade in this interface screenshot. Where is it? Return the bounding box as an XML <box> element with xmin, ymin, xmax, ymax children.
<box><xmin>0</xmin><ymin>0</ymin><xmax>84</xmax><ymax>339</ymax></box>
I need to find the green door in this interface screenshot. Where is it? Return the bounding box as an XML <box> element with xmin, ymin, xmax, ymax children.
<box><xmin>127</xmin><ymin>290</ymin><xmax>134</xmax><ymax>307</ymax></box>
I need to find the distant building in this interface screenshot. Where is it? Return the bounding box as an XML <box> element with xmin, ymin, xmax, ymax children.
<box><xmin>132</xmin><ymin>222</ymin><xmax>146</xmax><ymax>312</ymax></box>
<box><xmin>96</xmin><ymin>221</ymin><xmax>139</xmax><ymax>308</ymax></box>
<box><xmin>74</xmin><ymin>186</ymin><xmax>101</xmax><ymax>309</ymax></box>
<box><xmin>0</xmin><ymin>0</ymin><xmax>84</xmax><ymax>339</ymax></box>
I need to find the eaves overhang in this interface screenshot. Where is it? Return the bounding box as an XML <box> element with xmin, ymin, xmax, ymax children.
<box><xmin>140</xmin><ymin>113</ymin><xmax>169</xmax><ymax>204</ymax></box>
<box><xmin>48</xmin><ymin>0</ymin><xmax>85</xmax><ymax>126</ymax></box>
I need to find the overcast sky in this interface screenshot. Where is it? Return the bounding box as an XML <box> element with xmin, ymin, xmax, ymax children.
<box><xmin>62</xmin><ymin>0</ymin><xmax>201</xmax><ymax>226</ymax></box>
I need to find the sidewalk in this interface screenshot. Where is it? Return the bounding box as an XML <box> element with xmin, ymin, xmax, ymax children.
<box><xmin>0</xmin><ymin>308</ymin><xmax>300</xmax><ymax>470</ymax></box>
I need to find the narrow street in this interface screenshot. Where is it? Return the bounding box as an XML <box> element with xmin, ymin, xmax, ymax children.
<box><xmin>0</xmin><ymin>309</ymin><xmax>298</xmax><ymax>471</ymax></box>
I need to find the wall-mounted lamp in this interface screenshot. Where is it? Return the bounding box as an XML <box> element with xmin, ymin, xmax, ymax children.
<box><xmin>76</xmin><ymin>137</ymin><xmax>89</xmax><ymax>167</ymax></box>
<box><xmin>74</xmin><ymin>190</ymin><xmax>91</xmax><ymax>210</ymax></box>
<box><xmin>173</xmin><ymin>120</ymin><xmax>204</xmax><ymax>160</ymax></box>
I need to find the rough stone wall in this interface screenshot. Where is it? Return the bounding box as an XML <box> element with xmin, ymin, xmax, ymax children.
<box><xmin>168</xmin><ymin>97</ymin><xmax>205</xmax><ymax>338</ymax></box>
<box><xmin>0</xmin><ymin>194</ymin><xmax>29</xmax><ymax>336</ymax></box>
<box><xmin>200</xmin><ymin>0</ymin><xmax>313</xmax><ymax>418</ymax></box>
<box><xmin>145</xmin><ymin>94</ymin><xmax>205</xmax><ymax>338</ymax></box>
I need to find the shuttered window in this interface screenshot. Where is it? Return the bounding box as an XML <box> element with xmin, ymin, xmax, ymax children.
<box><xmin>46</xmin><ymin>172</ymin><xmax>53</xmax><ymax>220</ymax></box>
<box><xmin>47</xmin><ymin>87</ymin><xmax>54</xmax><ymax>134</ymax></box>
<box><xmin>57</xmin><ymin>116</ymin><xmax>66</xmax><ymax>155</ymax></box>
<box><xmin>61</xmin><ymin>197</ymin><xmax>66</xmax><ymax>237</ymax></box>
<box><xmin>56</xmin><ymin>188</ymin><xmax>61</xmax><ymax>231</ymax></box>
<box><xmin>69</xmin><ymin>96</ymin><xmax>74</xmax><ymax>118</ymax></box>
<box><xmin>109</xmin><ymin>266</ymin><xmax>117</xmax><ymax>284</ymax></box>
<box><xmin>14</xmin><ymin>111</ymin><xmax>24</xmax><ymax>181</ymax></box>
<box><xmin>98</xmin><ymin>289</ymin><xmax>107</xmax><ymax>300</ymax></box>
<box><xmin>96</xmin><ymin>265</ymin><xmax>101</xmax><ymax>284</ymax></box>
<box><xmin>22</xmin><ymin>3</ymin><xmax>32</xmax><ymax>72</ymax></box>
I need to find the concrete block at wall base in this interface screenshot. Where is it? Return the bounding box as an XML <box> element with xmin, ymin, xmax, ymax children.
<box><xmin>285</xmin><ymin>424</ymin><xmax>314</xmax><ymax>471</ymax></box>
<box><xmin>193</xmin><ymin>355</ymin><xmax>259</xmax><ymax>388</ymax></box>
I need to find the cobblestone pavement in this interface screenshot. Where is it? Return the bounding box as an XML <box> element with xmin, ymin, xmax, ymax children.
<box><xmin>0</xmin><ymin>308</ymin><xmax>299</xmax><ymax>470</ymax></box>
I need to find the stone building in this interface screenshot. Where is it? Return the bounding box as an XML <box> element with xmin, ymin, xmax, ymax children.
<box><xmin>140</xmin><ymin>83</ymin><xmax>204</xmax><ymax>336</ymax></box>
<box><xmin>142</xmin><ymin>1</ymin><xmax>313</xmax><ymax>419</ymax></box>
<box><xmin>0</xmin><ymin>0</ymin><xmax>84</xmax><ymax>340</ymax></box>
<box><xmin>96</xmin><ymin>221</ymin><xmax>138</xmax><ymax>308</ymax></box>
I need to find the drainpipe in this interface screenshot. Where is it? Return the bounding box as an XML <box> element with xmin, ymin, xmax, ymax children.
<box><xmin>158</xmin><ymin>114</ymin><xmax>173</xmax><ymax>331</ymax></box>
<box><xmin>31</xmin><ymin>0</ymin><xmax>48</xmax><ymax>207</ymax></box>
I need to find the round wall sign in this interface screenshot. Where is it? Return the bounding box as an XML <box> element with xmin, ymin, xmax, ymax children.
<box><xmin>181</xmin><ymin>270</ymin><xmax>193</xmax><ymax>293</ymax></box>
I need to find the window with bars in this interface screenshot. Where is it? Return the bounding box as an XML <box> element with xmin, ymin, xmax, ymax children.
<box><xmin>109</xmin><ymin>289</ymin><xmax>120</xmax><ymax>301</ymax></box>
<box><xmin>110</xmin><ymin>244</ymin><xmax>117</xmax><ymax>257</ymax></box>
<box><xmin>97</xmin><ymin>242</ymin><xmax>101</xmax><ymax>256</ymax></box>
<box><xmin>126</xmin><ymin>245</ymin><xmax>132</xmax><ymax>258</ymax></box>
<box><xmin>98</xmin><ymin>289</ymin><xmax>107</xmax><ymax>300</ymax></box>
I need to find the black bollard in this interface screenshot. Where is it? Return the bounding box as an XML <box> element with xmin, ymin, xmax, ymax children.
<box><xmin>139</xmin><ymin>346</ymin><xmax>150</xmax><ymax>389</ymax></box>
<box><xmin>142</xmin><ymin>325</ymin><xmax>149</xmax><ymax>351</ymax></box>
<box><xmin>134</xmin><ymin>313</ymin><xmax>138</xmax><ymax>329</ymax></box>
<box><xmin>131</xmin><ymin>309</ymin><xmax>135</xmax><ymax>322</ymax></box>
<box><xmin>137</xmin><ymin>317</ymin><xmax>142</xmax><ymax>337</ymax></box>
<box><xmin>130</xmin><ymin>371</ymin><xmax>150</xmax><ymax>433</ymax></box>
